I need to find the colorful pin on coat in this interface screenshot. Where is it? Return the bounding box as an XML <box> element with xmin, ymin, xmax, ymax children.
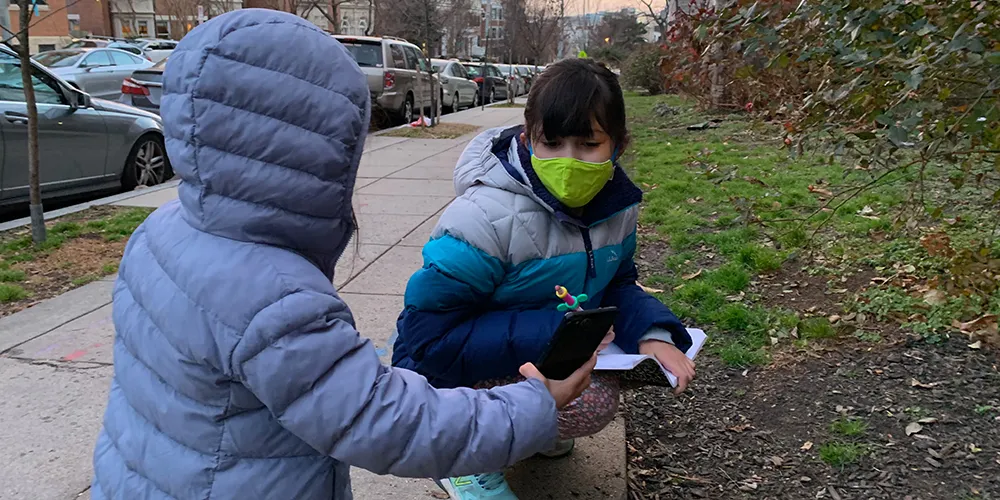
<box><xmin>554</xmin><ymin>285</ymin><xmax>588</xmax><ymax>312</ymax></box>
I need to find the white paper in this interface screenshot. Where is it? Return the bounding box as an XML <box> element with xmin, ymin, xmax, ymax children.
<box><xmin>596</xmin><ymin>328</ymin><xmax>707</xmax><ymax>386</ymax></box>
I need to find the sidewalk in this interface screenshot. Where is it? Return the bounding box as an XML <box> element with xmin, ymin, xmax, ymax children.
<box><xmin>0</xmin><ymin>104</ymin><xmax>626</xmax><ymax>500</ymax></box>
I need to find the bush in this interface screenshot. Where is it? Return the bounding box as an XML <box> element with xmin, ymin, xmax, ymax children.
<box><xmin>621</xmin><ymin>44</ymin><xmax>667</xmax><ymax>94</ymax></box>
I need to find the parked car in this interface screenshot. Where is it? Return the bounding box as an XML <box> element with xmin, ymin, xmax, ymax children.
<box><xmin>63</xmin><ymin>38</ymin><xmax>150</xmax><ymax>60</ymax></box>
<box><xmin>333</xmin><ymin>35</ymin><xmax>439</xmax><ymax>124</ymax></box>
<box><xmin>33</xmin><ymin>48</ymin><xmax>155</xmax><ymax>100</ymax></box>
<box><xmin>0</xmin><ymin>44</ymin><xmax>171</xmax><ymax>207</ymax></box>
<box><xmin>131</xmin><ymin>39</ymin><xmax>177</xmax><ymax>63</ymax></box>
<box><xmin>463</xmin><ymin>62</ymin><xmax>508</xmax><ymax>104</ymax></box>
<box><xmin>120</xmin><ymin>57</ymin><xmax>167</xmax><ymax>114</ymax></box>
<box><xmin>495</xmin><ymin>64</ymin><xmax>526</xmax><ymax>96</ymax></box>
<box><xmin>517</xmin><ymin>64</ymin><xmax>539</xmax><ymax>93</ymax></box>
<box><xmin>430</xmin><ymin>59</ymin><xmax>479</xmax><ymax>113</ymax></box>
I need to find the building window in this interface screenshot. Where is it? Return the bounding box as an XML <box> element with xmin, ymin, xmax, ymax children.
<box><xmin>358</xmin><ymin>18</ymin><xmax>366</xmax><ymax>31</ymax></box>
<box><xmin>156</xmin><ymin>20</ymin><xmax>170</xmax><ymax>38</ymax></box>
<box><xmin>138</xmin><ymin>20</ymin><xmax>150</xmax><ymax>37</ymax></box>
<box><xmin>341</xmin><ymin>18</ymin><xmax>349</xmax><ymax>33</ymax></box>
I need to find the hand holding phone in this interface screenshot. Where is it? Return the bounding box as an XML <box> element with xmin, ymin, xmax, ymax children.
<box><xmin>518</xmin><ymin>355</ymin><xmax>597</xmax><ymax>409</ymax></box>
<box><xmin>535</xmin><ymin>307</ymin><xmax>618</xmax><ymax>380</ymax></box>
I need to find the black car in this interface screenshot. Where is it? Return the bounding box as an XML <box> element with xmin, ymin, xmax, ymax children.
<box><xmin>463</xmin><ymin>63</ymin><xmax>508</xmax><ymax>105</ymax></box>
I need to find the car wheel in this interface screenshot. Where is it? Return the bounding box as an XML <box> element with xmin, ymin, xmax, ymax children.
<box><xmin>122</xmin><ymin>134</ymin><xmax>172</xmax><ymax>191</ymax></box>
<box><xmin>401</xmin><ymin>94</ymin><xmax>414</xmax><ymax>124</ymax></box>
<box><xmin>442</xmin><ymin>90</ymin><xmax>453</xmax><ymax>114</ymax></box>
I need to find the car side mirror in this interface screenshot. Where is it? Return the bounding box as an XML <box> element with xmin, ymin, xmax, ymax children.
<box><xmin>65</xmin><ymin>85</ymin><xmax>91</xmax><ymax>109</ymax></box>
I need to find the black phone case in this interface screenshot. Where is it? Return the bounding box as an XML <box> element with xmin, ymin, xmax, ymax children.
<box><xmin>535</xmin><ymin>307</ymin><xmax>618</xmax><ymax>380</ymax></box>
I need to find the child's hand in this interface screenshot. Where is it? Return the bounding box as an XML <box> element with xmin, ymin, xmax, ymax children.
<box><xmin>639</xmin><ymin>340</ymin><xmax>695</xmax><ymax>395</ymax></box>
<box><xmin>520</xmin><ymin>355</ymin><xmax>596</xmax><ymax>409</ymax></box>
<box><xmin>598</xmin><ymin>328</ymin><xmax>615</xmax><ymax>352</ymax></box>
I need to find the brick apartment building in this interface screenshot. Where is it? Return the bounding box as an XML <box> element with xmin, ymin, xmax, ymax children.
<box><xmin>8</xmin><ymin>0</ymin><xmax>73</xmax><ymax>53</ymax></box>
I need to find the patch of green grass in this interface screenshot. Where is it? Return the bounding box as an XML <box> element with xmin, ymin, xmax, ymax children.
<box><xmin>819</xmin><ymin>441</ymin><xmax>868</xmax><ymax>467</ymax></box>
<box><xmin>830</xmin><ymin>417</ymin><xmax>868</xmax><ymax>437</ymax></box>
<box><xmin>103</xmin><ymin>208</ymin><xmax>153</xmax><ymax>241</ymax></box>
<box><xmin>490</xmin><ymin>102</ymin><xmax>524</xmax><ymax>108</ymax></box>
<box><xmin>71</xmin><ymin>275</ymin><xmax>99</xmax><ymax>287</ymax></box>
<box><xmin>0</xmin><ymin>268</ymin><xmax>25</xmax><ymax>282</ymax></box>
<box><xmin>705</xmin><ymin>262</ymin><xmax>751</xmax><ymax>294</ymax></box>
<box><xmin>101</xmin><ymin>263</ymin><xmax>118</xmax><ymax>275</ymax></box>
<box><xmin>50</xmin><ymin>221</ymin><xmax>82</xmax><ymax>236</ymax></box>
<box><xmin>717</xmin><ymin>340</ymin><xmax>770</xmax><ymax>367</ymax></box>
<box><xmin>0</xmin><ymin>283</ymin><xmax>28</xmax><ymax>302</ymax></box>
<box><xmin>974</xmin><ymin>405</ymin><xmax>995</xmax><ymax>416</ymax></box>
<box><xmin>800</xmin><ymin>317</ymin><xmax>837</xmax><ymax>340</ymax></box>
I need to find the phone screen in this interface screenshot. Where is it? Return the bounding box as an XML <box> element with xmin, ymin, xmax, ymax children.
<box><xmin>536</xmin><ymin>307</ymin><xmax>618</xmax><ymax>380</ymax></box>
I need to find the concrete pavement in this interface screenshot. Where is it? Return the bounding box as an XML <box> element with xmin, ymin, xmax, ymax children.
<box><xmin>0</xmin><ymin>104</ymin><xmax>627</xmax><ymax>500</ymax></box>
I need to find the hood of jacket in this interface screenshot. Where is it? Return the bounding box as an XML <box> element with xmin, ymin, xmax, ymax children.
<box><xmin>160</xmin><ymin>9</ymin><xmax>370</xmax><ymax>276</ymax></box>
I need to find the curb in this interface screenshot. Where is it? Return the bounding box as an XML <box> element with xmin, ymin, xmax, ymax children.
<box><xmin>0</xmin><ymin>180</ymin><xmax>181</xmax><ymax>233</ymax></box>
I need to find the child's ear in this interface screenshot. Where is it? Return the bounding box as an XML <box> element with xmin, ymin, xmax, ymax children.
<box><xmin>519</xmin><ymin>132</ymin><xmax>527</xmax><ymax>145</ymax></box>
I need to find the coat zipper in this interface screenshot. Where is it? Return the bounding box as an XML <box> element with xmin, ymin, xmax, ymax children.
<box><xmin>579</xmin><ymin>227</ymin><xmax>597</xmax><ymax>279</ymax></box>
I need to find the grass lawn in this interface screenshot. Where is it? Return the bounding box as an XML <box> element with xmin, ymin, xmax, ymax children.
<box><xmin>0</xmin><ymin>206</ymin><xmax>153</xmax><ymax>317</ymax></box>
<box><xmin>623</xmin><ymin>94</ymin><xmax>1000</xmax><ymax>498</ymax></box>
<box><xmin>623</xmin><ymin>94</ymin><xmax>1000</xmax><ymax>365</ymax></box>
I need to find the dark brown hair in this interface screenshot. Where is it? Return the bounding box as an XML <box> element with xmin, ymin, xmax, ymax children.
<box><xmin>524</xmin><ymin>58</ymin><xmax>628</xmax><ymax>148</ymax></box>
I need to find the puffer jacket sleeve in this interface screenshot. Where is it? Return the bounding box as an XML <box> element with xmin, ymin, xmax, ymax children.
<box><xmin>231</xmin><ymin>289</ymin><xmax>559</xmax><ymax>478</ymax></box>
<box><xmin>394</xmin><ymin>197</ymin><xmax>566</xmax><ymax>387</ymax></box>
<box><xmin>599</xmin><ymin>231</ymin><xmax>693</xmax><ymax>354</ymax></box>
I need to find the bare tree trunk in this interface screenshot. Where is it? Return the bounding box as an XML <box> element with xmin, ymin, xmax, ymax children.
<box><xmin>17</xmin><ymin>0</ymin><xmax>44</xmax><ymax>244</ymax></box>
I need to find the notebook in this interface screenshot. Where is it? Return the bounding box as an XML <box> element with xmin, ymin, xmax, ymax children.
<box><xmin>595</xmin><ymin>328</ymin><xmax>707</xmax><ymax>388</ymax></box>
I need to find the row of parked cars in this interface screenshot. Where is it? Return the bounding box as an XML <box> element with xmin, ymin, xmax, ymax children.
<box><xmin>334</xmin><ymin>35</ymin><xmax>545</xmax><ymax>124</ymax></box>
<box><xmin>0</xmin><ymin>32</ymin><xmax>545</xmax><ymax>209</ymax></box>
<box><xmin>0</xmin><ymin>42</ymin><xmax>169</xmax><ymax>208</ymax></box>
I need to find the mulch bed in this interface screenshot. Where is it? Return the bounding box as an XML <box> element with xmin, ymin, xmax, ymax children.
<box><xmin>626</xmin><ymin>335</ymin><xmax>1000</xmax><ymax>499</ymax></box>
<box><xmin>625</xmin><ymin>255</ymin><xmax>1000</xmax><ymax>500</ymax></box>
<box><xmin>0</xmin><ymin>206</ymin><xmax>146</xmax><ymax>318</ymax></box>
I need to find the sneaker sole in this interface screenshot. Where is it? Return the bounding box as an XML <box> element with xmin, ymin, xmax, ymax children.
<box><xmin>434</xmin><ymin>478</ymin><xmax>460</xmax><ymax>499</ymax></box>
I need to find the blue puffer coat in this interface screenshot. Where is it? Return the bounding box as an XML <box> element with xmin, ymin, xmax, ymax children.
<box><xmin>392</xmin><ymin>126</ymin><xmax>692</xmax><ymax>389</ymax></box>
<box><xmin>90</xmin><ymin>10</ymin><xmax>559</xmax><ymax>500</ymax></box>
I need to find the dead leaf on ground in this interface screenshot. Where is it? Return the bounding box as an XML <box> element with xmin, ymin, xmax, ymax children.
<box><xmin>682</xmin><ymin>269</ymin><xmax>704</xmax><ymax>281</ymax></box>
<box><xmin>638</xmin><ymin>283</ymin><xmax>665</xmax><ymax>294</ymax></box>
<box><xmin>955</xmin><ymin>315</ymin><xmax>998</xmax><ymax>336</ymax></box>
<box><xmin>808</xmin><ymin>185</ymin><xmax>834</xmax><ymax>198</ymax></box>
<box><xmin>910</xmin><ymin>378</ymin><xmax>941</xmax><ymax>389</ymax></box>
<box><xmin>906</xmin><ymin>422</ymin><xmax>923</xmax><ymax>436</ymax></box>
<box><xmin>917</xmin><ymin>417</ymin><xmax>939</xmax><ymax>424</ymax></box>
<box><xmin>923</xmin><ymin>289</ymin><xmax>948</xmax><ymax>306</ymax></box>
<box><xmin>969</xmin><ymin>340</ymin><xmax>983</xmax><ymax>349</ymax></box>
<box><xmin>800</xmin><ymin>441</ymin><xmax>813</xmax><ymax>451</ymax></box>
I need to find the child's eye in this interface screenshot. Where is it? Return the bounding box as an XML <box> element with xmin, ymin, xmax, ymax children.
<box><xmin>584</xmin><ymin>142</ymin><xmax>602</xmax><ymax>148</ymax></box>
<box><xmin>543</xmin><ymin>141</ymin><xmax>560</xmax><ymax>147</ymax></box>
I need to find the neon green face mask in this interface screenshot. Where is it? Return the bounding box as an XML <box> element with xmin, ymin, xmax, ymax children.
<box><xmin>530</xmin><ymin>152</ymin><xmax>614</xmax><ymax>208</ymax></box>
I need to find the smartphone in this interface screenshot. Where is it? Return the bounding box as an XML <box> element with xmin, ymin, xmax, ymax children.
<box><xmin>535</xmin><ymin>307</ymin><xmax>619</xmax><ymax>380</ymax></box>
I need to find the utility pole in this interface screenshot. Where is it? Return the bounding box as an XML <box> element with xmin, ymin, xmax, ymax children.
<box><xmin>482</xmin><ymin>2</ymin><xmax>490</xmax><ymax>110</ymax></box>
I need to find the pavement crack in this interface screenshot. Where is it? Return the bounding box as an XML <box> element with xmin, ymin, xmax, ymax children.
<box><xmin>7</xmin><ymin>356</ymin><xmax>111</xmax><ymax>371</ymax></box>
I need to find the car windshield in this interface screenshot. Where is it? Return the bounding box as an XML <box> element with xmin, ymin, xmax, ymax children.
<box><xmin>465</xmin><ymin>65</ymin><xmax>482</xmax><ymax>77</ymax></box>
<box><xmin>33</xmin><ymin>50</ymin><xmax>84</xmax><ymax>68</ymax></box>
<box><xmin>340</xmin><ymin>41</ymin><xmax>383</xmax><ymax>68</ymax></box>
<box><xmin>432</xmin><ymin>61</ymin><xmax>446</xmax><ymax>72</ymax></box>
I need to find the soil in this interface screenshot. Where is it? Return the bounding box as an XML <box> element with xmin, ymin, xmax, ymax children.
<box><xmin>626</xmin><ymin>261</ymin><xmax>1000</xmax><ymax>499</ymax></box>
<box><xmin>0</xmin><ymin>206</ymin><xmax>139</xmax><ymax>318</ymax></box>
<box><xmin>381</xmin><ymin>122</ymin><xmax>481</xmax><ymax>139</ymax></box>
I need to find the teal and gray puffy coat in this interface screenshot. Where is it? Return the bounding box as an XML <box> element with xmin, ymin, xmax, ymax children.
<box><xmin>392</xmin><ymin>126</ymin><xmax>692</xmax><ymax>388</ymax></box>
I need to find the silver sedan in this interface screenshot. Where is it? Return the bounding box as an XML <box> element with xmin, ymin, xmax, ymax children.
<box><xmin>431</xmin><ymin>59</ymin><xmax>480</xmax><ymax>113</ymax></box>
<box><xmin>0</xmin><ymin>45</ymin><xmax>171</xmax><ymax>207</ymax></box>
<box><xmin>33</xmin><ymin>48</ymin><xmax>154</xmax><ymax>100</ymax></box>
